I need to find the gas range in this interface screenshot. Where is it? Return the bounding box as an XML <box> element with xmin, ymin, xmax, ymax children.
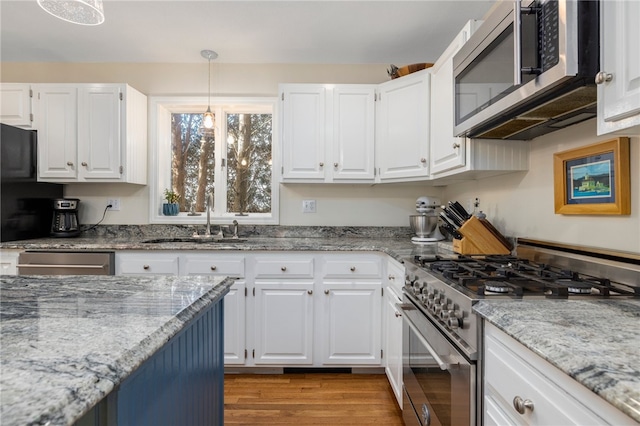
<box><xmin>402</xmin><ymin>239</ymin><xmax>640</xmax><ymax>360</ymax></box>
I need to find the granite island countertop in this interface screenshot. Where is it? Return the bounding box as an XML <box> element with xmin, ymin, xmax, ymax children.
<box><xmin>474</xmin><ymin>299</ymin><xmax>640</xmax><ymax>423</ymax></box>
<box><xmin>0</xmin><ymin>274</ymin><xmax>234</xmax><ymax>426</ymax></box>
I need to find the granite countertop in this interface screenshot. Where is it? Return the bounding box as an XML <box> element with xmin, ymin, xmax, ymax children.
<box><xmin>0</xmin><ymin>235</ymin><xmax>446</xmax><ymax>264</ymax></box>
<box><xmin>0</xmin><ymin>274</ymin><xmax>234</xmax><ymax>426</ymax></box>
<box><xmin>474</xmin><ymin>299</ymin><xmax>640</xmax><ymax>423</ymax></box>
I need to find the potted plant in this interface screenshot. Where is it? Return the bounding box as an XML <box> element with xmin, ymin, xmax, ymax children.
<box><xmin>162</xmin><ymin>188</ymin><xmax>180</xmax><ymax>216</ymax></box>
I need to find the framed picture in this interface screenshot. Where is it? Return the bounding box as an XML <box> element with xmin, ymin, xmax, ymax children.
<box><xmin>554</xmin><ymin>137</ymin><xmax>630</xmax><ymax>215</ymax></box>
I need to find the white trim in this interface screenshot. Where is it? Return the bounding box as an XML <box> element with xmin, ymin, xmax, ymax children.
<box><xmin>148</xmin><ymin>95</ymin><xmax>279</xmax><ymax>225</ymax></box>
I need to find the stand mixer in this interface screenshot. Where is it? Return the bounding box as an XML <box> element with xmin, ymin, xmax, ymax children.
<box><xmin>409</xmin><ymin>196</ymin><xmax>445</xmax><ymax>243</ymax></box>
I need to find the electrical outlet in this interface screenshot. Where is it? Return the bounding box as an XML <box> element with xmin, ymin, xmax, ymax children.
<box><xmin>107</xmin><ymin>198</ymin><xmax>121</xmax><ymax>211</ymax></box>
<box><xmin>302</xmin><ymin>199</ymin><xmax>316</xmax><ymax>213</ymax></box>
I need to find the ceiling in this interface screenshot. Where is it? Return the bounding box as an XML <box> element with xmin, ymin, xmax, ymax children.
<box><xmin>0</xmin><ymin>0</ymin><xmax>494</xmax><ymax>64</ymax></box>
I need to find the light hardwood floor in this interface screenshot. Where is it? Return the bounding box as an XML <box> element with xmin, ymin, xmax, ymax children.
<box><xmin>224</xmin><ymin>372</ymin><xmax>404</xmax><ymax>425</ymax></box>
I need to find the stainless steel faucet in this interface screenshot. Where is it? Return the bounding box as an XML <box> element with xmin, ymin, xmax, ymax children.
<box><xmin>205</xmin><ymin>192</ymin><xmax>214</xmax><ymax>237</ymax></box>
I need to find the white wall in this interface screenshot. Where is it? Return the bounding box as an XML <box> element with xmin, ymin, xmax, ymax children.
<box><xmin>443</xmin><ymin>120</ymin><xmax>640</xmax><ymax>253</ymax></box>
<box><xmin>1</xmin><ymin>62</ymin><xmax>441</xmax><ymax>227</ymax></box>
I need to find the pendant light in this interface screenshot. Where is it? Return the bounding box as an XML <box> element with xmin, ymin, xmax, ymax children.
<box><xmin>37</xmin><ymin>0</ymin><xmax>105</xmax><ymax>26</ymax></box>
<box><xmin>201</xmin><ymin>49</ymin><xmax>218</xmax><ymax>130</ymax></box>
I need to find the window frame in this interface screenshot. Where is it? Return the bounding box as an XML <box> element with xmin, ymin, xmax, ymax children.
<box><xmin>148</xmin><ymin>95</ymin><xmax>280</xmax><ymax>225</ymax></box>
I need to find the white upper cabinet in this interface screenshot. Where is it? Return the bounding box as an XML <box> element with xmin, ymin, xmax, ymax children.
<box><xmin>430</xmin><ymin>21</ymin><xmax>479</xmax><ymax>175</ymax></box>
<box><xmin>280</xmin><ymin>84</ymin><xmax>376</xmax><ymax>183</ymax></box>
<box><xmin>597</xmin><ymin>0</ymin><xmax>640</xmax><ymax>135</ymax></box>
<box><xmin>331</xmin><ymin>85</ymin><xmax>376</xmax><ymax>181</ymax></box>
<box><xmin>34</xmin><ymin>83</ymin><xmax>147</xmax><ymax>184</ymax></box>
<box><xmin>0</xmin><ymin>83</ymin><xmax>34</xmax><ymax>128</ymax></box>
<box><xmin>375</xmin><ymin>70</ymin><xmax>430</xmax><ymax>181</ymax></box>
<box><xmin>429</xmin><ymin>21</ymin><xmax>529</xmax><ymax>183</ymax></box>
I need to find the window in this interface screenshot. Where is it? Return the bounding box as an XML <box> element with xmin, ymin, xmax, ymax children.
<box><xmin>149</xmin><ymin>96</ymin><xmax>279</xmax><ymax>224</ymax></box>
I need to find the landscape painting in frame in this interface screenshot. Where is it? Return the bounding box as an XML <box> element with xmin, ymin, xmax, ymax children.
<box><xmin>553</xmin><ymin>137</ymin><xmax>630</xmax><ymax>215</ymax></box>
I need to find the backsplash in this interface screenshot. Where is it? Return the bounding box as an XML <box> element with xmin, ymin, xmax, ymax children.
<box><xmin>81</xmin><ymin>224</ymin><xmax>415</xmax><ymax>240</ymax></box>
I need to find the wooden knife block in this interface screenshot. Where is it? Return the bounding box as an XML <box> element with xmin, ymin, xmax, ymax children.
<box><xmin>452</xmin><ymin>216</ymin><xmax>511</xmax><ymax>255</ymax></box>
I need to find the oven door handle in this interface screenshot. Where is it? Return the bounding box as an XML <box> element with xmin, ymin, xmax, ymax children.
<box><xmin>398</xmin><ymin>304</ymin><xmax>449</xmax><ymax>371</ymax></box>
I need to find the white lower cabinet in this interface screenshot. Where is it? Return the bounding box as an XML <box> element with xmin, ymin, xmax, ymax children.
<box><xmin>222</xmin><ymin>281</ymin><xmax>246</xmax><ymax>365</ymax></box>
<box><xmin>253</xmin><ymin>279</ymin><xmax>315</xmax><ymax>364</ymax></box>
<box><xmin>484</xmin><ymin>322</ymin><xmax>635</xmax><ymax>425</ymax></box>
<box><xmin>115</xmin><ymin>252</ymin><xmax>180</xmax><ymax>275</ymax></box>
<box><xmin>383</xmin><ymin>287</ymin><xmax>403</xmax><ymax>408</ymax></box>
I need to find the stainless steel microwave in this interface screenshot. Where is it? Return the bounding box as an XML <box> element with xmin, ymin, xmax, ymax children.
<box><xmin>453</xmin><ymin>0</ymin><xmax>599</xmax><ymax>140</ymax></box>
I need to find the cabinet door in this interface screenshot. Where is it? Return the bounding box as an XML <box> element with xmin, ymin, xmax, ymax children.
<box><xmin>430</xmin><ymin>22</ymin><xmax>478</xmax><ymax>175</ymax></box>
<box><xmin>384</xmin><ymin>287</ymin><xmax>403</xmax><ymax>408</ymax></box>
<box><xmin>332</xmin><ymin>86</ymin><xmax>376</xmax><ymax>181</ymax></box>
<box><xmin>320</xmin><ymin>282</ymin><xmax>381</xmax><ymax>365</ymax></box>
<box><xmin>253</xmin><ymin>280</ymin><xmax>314</xmax><ymax>364</ymax></box>
<box><xmin>224</xmin><ymin>281</ymin><xmax>246</xmax><ymax>365</ymax></box>
<box><xmin>78</xmin><ymin>85</ymin><xmax>122</xmax><ymax>180</ymax></box>
<box><xmin>0</xmin><ymin>83</ymin><xmax>33</xmax><ymax>128</ymax></box>
<box><xmin>34</xmin><ymin>85</ymin><xmax>78</xmax><ymax>180</ymax></box>
<box><xmin>281</xmin><ymin>85</ymin><xmax>326</xmax><ymax>181</ymax></box>
<box><xmin>597</xmin><ymin>0</ymin><xmax>640</xmax><ymax>135</ymax></box>
<box><xmin>376</xmin><ymin>71</ymin><xmax>430</xmax><ymax>181</ymax></box>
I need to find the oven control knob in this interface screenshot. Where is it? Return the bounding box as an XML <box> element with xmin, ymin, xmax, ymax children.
<box><xmin>433</xmin><ymin>304</ymin><xmax>443</xmax><ymax>315</ymax></box>
<box><xmin>448</xmin><ymin>316</ymin><xmax>463</xmax><ymax>329</ymax></box>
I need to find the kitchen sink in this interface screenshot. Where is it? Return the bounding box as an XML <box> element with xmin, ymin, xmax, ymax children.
<box><xmin>141</xmin><ymin>237</ymin><xmax>247</xmax><ymax>244</ymax></box>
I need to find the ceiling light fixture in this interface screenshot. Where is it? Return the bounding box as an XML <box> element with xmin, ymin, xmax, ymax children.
<box><xmin>37</xmin><ymin>0</ymin><xmax>105</xmax><ymax>26</ymax></box>
<box><xmin>201</xmin><ymin>49</ymin><xmax>218</xmax><ymax>130</ymax></box>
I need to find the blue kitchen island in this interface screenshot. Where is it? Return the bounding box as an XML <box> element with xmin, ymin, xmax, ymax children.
<box><xmin>0</xmin><ymin>274</ymin><xmax>233</xmax><ymax>426</ymax></box>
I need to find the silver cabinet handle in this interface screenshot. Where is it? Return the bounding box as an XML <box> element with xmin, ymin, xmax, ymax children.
<box><xmin>394</xmin><ymin>311</ymin><xmax>402</xmax><ymax>317</ymax></box>
<box><xmin>513</xmin><ymin>396</ymin><xmax>534</xmax><ymax>414</ymax></box>
<box><xmin>307</xmin><ymin>290</ymin><xmax>313</xmax><ymax>295</ymax></box>
<box><xmin>281</xmin><ymin>266</ymin><xmax>287</xmax><ymax>271</ymax></box>
<box><xmin>211</xmin><ymin>266</ymin><xmax>217</xmax><ymax>271</ymax></box>
<box><xmin>66</xmin><ymin>161</ymin><xmax>74</xmax><ymax>166</ymax></box>
<box><xmin>143</xmin><ymin>265</ymin><xmax>150</xmax><ymax>270</ymax></box>
<box><xmin>595</xmin><ymin>71</ymin><xmax>613</xmax><ymax>84</ymax></box>
<box><xmin>324</xmin><ymin>289</ymin><xmax>329</xmax><ymax>295</ymax></box>
<box><xmin>452</xmin><ymin>143</ymin><xmax>460</xmax><ymax>149</ymax></box>
<box><xmin>350</xmin><ymin>266</ymin><xmax>356</xmax><ymax>272</ymax></box>
<box><xmin>420</xmin><ymin>158</ymin><xmax>426</xmax><ymax>163</ymax></box>
<box><xmin>334</xmin><ymin>162</ymin><xmax>338</xmax><ymax>167</ymax></box>
<box><xmin>81</xmin><ymin>161</ymin><xmax>88</xmax><ymax>167</ymax></box>
<box><xmin>319</xmin><ymin>162</ymin><xmax>324</xmax><ymax>167</ymax></box>
<box><xmin>388</xmin><ymin>274</ymin><xmax>395</xmax><ymax>280</ymax></box>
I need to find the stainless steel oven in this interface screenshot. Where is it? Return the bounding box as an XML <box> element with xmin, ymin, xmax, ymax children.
<box><xmin>400</xmin><ymin>298</ymin><xmax>475</xmax><ymax>426</ymax></box>
<box><xmin>453</xmin><ymin>0</ymin><xmax>599</xmax><ymax>140</ymax></box>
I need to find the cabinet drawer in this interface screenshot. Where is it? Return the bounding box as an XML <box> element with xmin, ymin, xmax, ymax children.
<box><xmin>181</xmin><ymin>254</ymin><xmax>245</xmax><ymax>277</ymax></box>
<box><xmin>116</xmin><ymin>253</ymin><xmax>179</xmax><ymax>275</ymax></box>
<box><xmin>254</xmin><ymin>256</ymin><xmax>314</xmax><ymax>278</ymax></box>
<box><xmin>485</xmin><ymin>324</ymin><xmax>614</xmax><ymax>425</ymax></box>
<box><xmin>323</xmin><ymin>255</ymin><xmax>382</xmax><ymax>279</ymax></box>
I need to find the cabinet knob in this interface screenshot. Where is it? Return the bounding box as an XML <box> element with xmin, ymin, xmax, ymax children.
<box><xmin>211</xmin><ymin>266</ymin><xmax>217</xmax><ymax>271</ymax></box>
<box><xmin>324</xmin><ymin>289</ymin><xmax>329</xmax><ymax>295</ymax></box>
<box><xmin>388</xmin><ymin>274</ymin><xmax>395</xmax><ymax>280</ymax></box>
<box><xmin>513</xmin><ymin>396</ymin><xmax>534</xmax><ymax>414</ymax></box>
<box><xmin>395</xmin><ymin>311</ymin><xmax>402</xmax><ymax>318</ymax></box>
<box><xmin>350</xmin><ymin>266</ymin><xmax>356</xmax><ymax>272</ymax></box>
<box><xmin>143</xmin><ymin>265</ymin><xmax>150</xmax><ymax>270</ymax></box>
<box><xmin>595</xmin><ymin>71</ymin><xmax>613</xmax><ymax>85</ymax></box>
<box><xmin>307</xmin><ymin>290</ymin><xmax>313</xmax><ymax>295</ymax></box>
<box><xmin>66</xmin><ymin>161</ymin><xmax>74</xmax><ymax>166</ymax></box>
<box><xmin>319</xmin><ymin>162</ymin><xmax>324</xmax><ymax>167</ymax></box>
<box><xmin>81</xmin><ymin>161</ymin><xmax>88</xmax><ymax>167</ymax></box>
<box><xmin>452</xmin><ymin>143</ymin><xmax>461</xmax><ymax>149</ymax></box>
<box><xmin>420</xmin><ymin>158</ymin><xmax>427</xmax><ymax>163</ymax></box>
<box><xmin>334</xmin><ymin>162</ymin><xmax>338</xmax><ymax>168</ymax></box>
<box><xmin>281</xmin><ymin>266</ymin><xmax>287</xmax><ymax>271</ymax></box>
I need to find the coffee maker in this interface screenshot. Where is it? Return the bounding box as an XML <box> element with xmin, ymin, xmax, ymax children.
<box><xmin>51</xmin><ymin>198</ymin><xmax>81</xmax><ymax>237</ymax></box>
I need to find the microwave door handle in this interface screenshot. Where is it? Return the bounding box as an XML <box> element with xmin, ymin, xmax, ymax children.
<box><xmin>514</xmin><ymin>0</ymin><xmax>522</xmax><ymax>86</ymax></box>
<box><xmin>399</xmin><ymin>305</ymin><xmax>449</xmax><ymax>371</ymax></box>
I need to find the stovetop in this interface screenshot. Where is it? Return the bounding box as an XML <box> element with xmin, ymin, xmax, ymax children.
<box><xmin>412</xmin><ymin>254</ymin><xmax>640</xmax><ymax>300</ymax></box>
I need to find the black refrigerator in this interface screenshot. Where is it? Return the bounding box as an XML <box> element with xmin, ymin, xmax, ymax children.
<box><xmin>1</xmin><ymin>123</ymin><xmax>63</xmax><ymax>242</ymax></box>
